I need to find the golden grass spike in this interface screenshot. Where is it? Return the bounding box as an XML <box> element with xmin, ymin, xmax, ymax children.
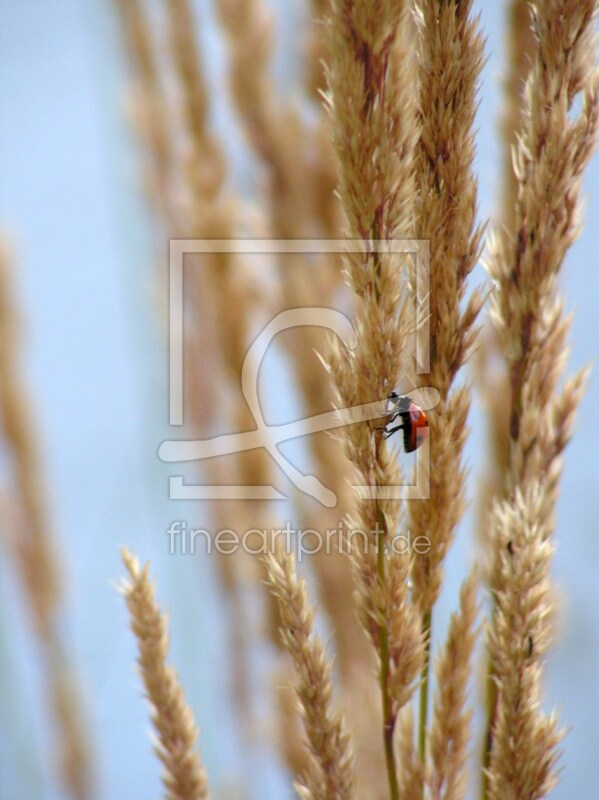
<box><xmin>120</xmin><ymin>548</ymin><xmax>210</xmax><ymax>800</ymax></box>
<box><xmin>484</xmin><ymin>3</ymin><xmax>599</xmax><ymax>794</ymax></box>
<box><xmin>486</xmin><ymin>487</ymin><xmax>563</xmax><ymax>800</ymax></box>
<box><xmin>265</xmin><ymin>545</ymin><xmax>355</xmax><ymax>800</ymax></box>
<box><xmin>429</xmin><ymin>571</ymin><xmax>479</xmax><ymax>800</ymax></box>
<box><xmin>324</xmin><ymin>0</ymin><xmax>425</xmax><ymax>796</ymax></box>
<box><xmin>409</xmin><ymin>0</ymin><xmax>485</xmax><ymax>610</ymax></box>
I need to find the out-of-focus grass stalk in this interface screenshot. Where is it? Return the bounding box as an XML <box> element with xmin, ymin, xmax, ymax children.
<box><xmin>0</xmin><ymin>241</ymin><xmax>93</xmax><ymax>800</ymax></box>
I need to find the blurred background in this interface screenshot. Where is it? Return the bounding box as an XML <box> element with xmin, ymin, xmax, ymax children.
<box><xmin>0</xmin><ymin>1</ymin><xmax>598</xmax><ymax>798</ymax></box>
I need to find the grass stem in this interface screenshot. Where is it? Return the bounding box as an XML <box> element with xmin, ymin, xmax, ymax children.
<box><xmin>418</xmin><ymin>608</ymin><xmax>432</xmax><ymax>772</ymax></box>
<box><xmin>376</xmin><ymin>505</ymin><xmax>399</xmax><ymax>800</ymax></box>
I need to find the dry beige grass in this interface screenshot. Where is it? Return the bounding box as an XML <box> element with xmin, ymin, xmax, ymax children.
<box><xmin>110</xmin><ymin>1</ymin><xmax>598</xmax><ymax>799</ymax></box>
<box><xmin>2</xmin><ymin>1</ymin><xmax>597</xmax><ymax>798</ymax></box>
<box><xmin>429</xmin><ymin>571</ymin><xmax>478</xmax><ymax>800</ymax></box>
<box><xmin>265</xmin><ymin>545</ymin><xmax>355</xmax><ymax>800</ymax></box>
<box><xmin>0</xmin><ymin>241</ymin><xmax>93</xmax><ymax>800</ymax></box>
<box><xmin>120</xmin><ymin>549</ymin><xmax>210</xmax><ymax>800</ymax></box>
<box><xmin>324</xmin><ymin>0</ymin><xmax>425</xmax><ymax>794</ymax></box>
<box><xmin>486</xmin><ymin>489</ymin><xmax>562</xmax><ymax>800</ymax></box>
<box><xmin>405</xmin><ymin>8</ymin><xmax>486</xmax><ymax>787</ymax></box>
<box><xmin>483</xmin><ymin>2</ymin><xmax>599</xmax><ymax>796</ymax></box>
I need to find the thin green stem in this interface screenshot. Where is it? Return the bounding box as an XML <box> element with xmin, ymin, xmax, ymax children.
<box><xmin>481</xmin><ymin>659</ymin><xmax>496</xmax><ymax>799</ymax></box>
<box><xmin>376</xmin><ymin>505</ymin><xmax>399</xmax><ymax>800</ymax></box>
<box><xmin>418</xmin><ymin>608</ymin><xmax>432</xmax><ymax>772</ymax></box>
<box><xmin>481</xmin><ymin>595</ymin><xmax>500</xmax><ymax>800</ymax></box>
<box><xmin>371</xmin><ymin>213</ymin><xmax>399</xmax><ymax>800</ymax></box>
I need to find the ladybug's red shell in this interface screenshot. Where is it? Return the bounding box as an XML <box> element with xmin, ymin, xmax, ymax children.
<box><xmin>382</xmin><ymin>392</ymin><xmax>429</xmax><ymax>452</ymax></box>
<box><xmin>403</xmin><ymin>402</ymin><xmax>428</xmax><ymax>453</ymax></box>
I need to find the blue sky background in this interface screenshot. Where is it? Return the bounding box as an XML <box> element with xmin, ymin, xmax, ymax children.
<box><xmin>0</xmin><ymin>1</ymin><xmax>598</xmax><ymax>798</ymax></box>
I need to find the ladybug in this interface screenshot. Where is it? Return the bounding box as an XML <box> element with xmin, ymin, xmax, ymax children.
<box><xmin>381</xmin><ymin>391</ymin><xmax>429</xmax><ymax>453</ymax></box>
